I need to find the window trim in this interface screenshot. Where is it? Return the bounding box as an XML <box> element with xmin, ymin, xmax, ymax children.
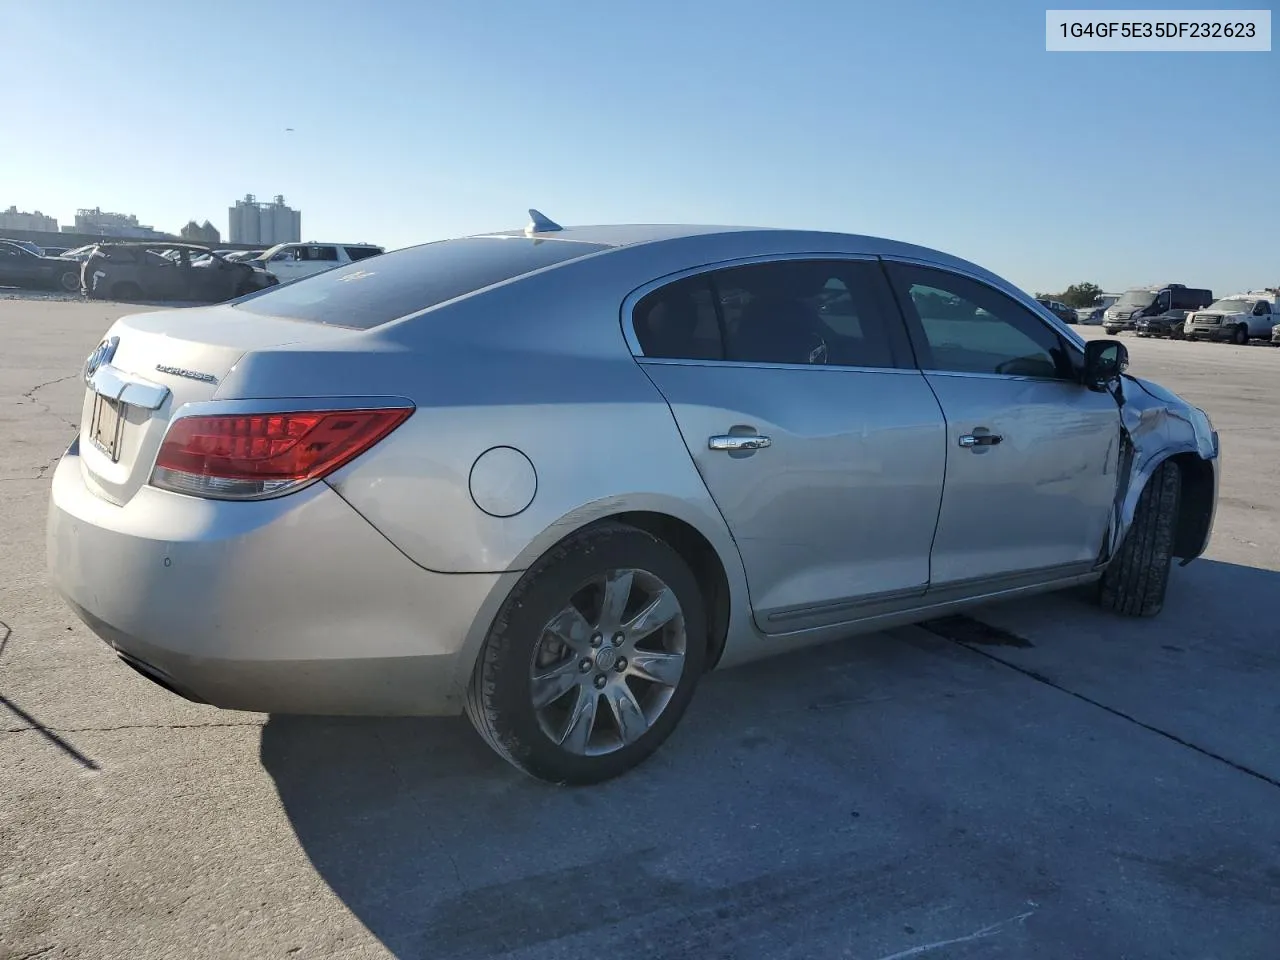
<box><xmin>621</xmin><ymin>252</ymin><xmax>917</xmax><ymax>373</ymax></box>
<box><xmin>881</xmin><ymin>256</ymin><xmax>1085</xmax><ymax>384</ymax></box>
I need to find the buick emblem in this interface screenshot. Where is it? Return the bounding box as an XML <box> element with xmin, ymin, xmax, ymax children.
<box><xmin>83</xmin><ymin>336</ymin><xmax>119</xmax><ymax>383</ymax></box>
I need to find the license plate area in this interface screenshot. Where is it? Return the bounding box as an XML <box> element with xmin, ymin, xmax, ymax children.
<box><xmin>90</xmin><ymin>393</ymin><xmax>127</xmax><ymax>462</ymax></box>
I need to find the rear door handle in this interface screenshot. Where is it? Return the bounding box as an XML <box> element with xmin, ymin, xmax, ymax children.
<box><xmin>709</xmin><ymin>434</ymin><xmax>771</xmax><ymax>451</ymax></box>
<box><xmin>958</xmin><ymin>433</ymin><xmax>1003</xmax><ymax>448</ymax></box>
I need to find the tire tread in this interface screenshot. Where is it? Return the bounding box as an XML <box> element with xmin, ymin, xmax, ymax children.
<box><xmin>1098</xmin><ymin>460</ymin><xmax>1180</xmax><ymax>617</ymax></box>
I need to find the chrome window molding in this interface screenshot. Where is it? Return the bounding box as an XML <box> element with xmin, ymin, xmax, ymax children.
<box><xmin>636</xmin><ymin>356</ymin><xmax>925</xmax><ymax>376</ymax></box>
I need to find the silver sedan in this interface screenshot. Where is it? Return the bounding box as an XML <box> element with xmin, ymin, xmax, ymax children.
<box><xmin>47</xmin><ymin>211</ymin><xmax>1221</xmax><ymax>783</ymax></box>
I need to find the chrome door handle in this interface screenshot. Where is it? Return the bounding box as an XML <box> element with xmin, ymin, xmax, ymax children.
<box><xmin>958</xmin><ymin>433</ymin><xmax>1003</xmax><ymax>448</ymax></box>
<box><xmin>709</xmin><ymin>434</ymin><xmax>771</xmax><ymax>451</ymax></box>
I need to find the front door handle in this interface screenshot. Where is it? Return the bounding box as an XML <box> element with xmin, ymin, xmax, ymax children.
<box><xmin>709</xmin><ymin>434</ymin><xmax>771</xmax><ymax>451</ymax></box>
<box><xmin>958</xmin><ymin>433</ymin><xmax>1003</xmax><ymax>448</ymax></box>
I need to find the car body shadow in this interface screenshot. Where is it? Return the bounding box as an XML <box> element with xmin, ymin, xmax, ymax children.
<box><xmin>259</xmin><ymin>558</ymin><xmax>1280</xmax><ymax>959</ymax></box>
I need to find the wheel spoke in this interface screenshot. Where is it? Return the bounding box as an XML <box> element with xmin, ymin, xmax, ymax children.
<box><xmin>558</xmin><ymin>685</ymin><xmax>599</xmax><ymax>754</ymax></box>
<box><xmin>627</xmin><ymin>650</ymin><xmax>685</xmax><ymax>687</ymax></box>
<box><xmin>604</xmin><ymin>681</ymin><xmax>648</xmax><ymax>744</ymax></box>
<box><xmin>598</xmin><ymin>570</ymin><xmax>635</xmax><ymax>631</ymax></box>
<box><xmin>624</xmin><ymin>587</ymin><xmax>681</xmax><ymax>643</ymax></box>
<box><xmin>544</xmin><ymin>605</ymin><xmax>592</xmax><ymax>654</ymax></box>
<box><xmin>531</xmin><ymin>659</ymin><xmax>582</xmax><ymax>709</ymax></box>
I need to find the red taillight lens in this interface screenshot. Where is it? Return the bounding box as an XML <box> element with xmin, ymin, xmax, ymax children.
<box><xmin>151</xmin><ymin>407</ymin><xmax>412</xmax><ymax>499</ymax></box>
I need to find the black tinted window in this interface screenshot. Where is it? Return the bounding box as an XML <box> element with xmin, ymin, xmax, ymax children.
<box><xmin>344</xmin><ymin>246</ymin><xmax>382</xmax><ymax>262</ymax></box>
<box><xmin>714</xmin><ymin>259</ymin><xmax>898</xmax><ymax>367</ymax></box>
<box><xmin>889</xmin><ymin>263</ymin><xmax>1075</xmax><ymax>379</ymax></box>
<box><xmin>633</xmin><ymin>277</ymin><xmax>724</xmax><ymax>360</ymax></box>
<box><xmin>233</xmin><ymin>237</ymin><xmax>609</xmax><ymax>329</ymax></box>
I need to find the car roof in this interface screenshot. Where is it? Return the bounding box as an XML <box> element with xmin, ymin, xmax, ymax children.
<box><xmin>466</xmin><ymin>221</ymin><xmax>1015</xmax><ymax>290</ymax></box>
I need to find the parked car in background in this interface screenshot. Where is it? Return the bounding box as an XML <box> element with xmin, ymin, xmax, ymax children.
<box><xmin>1076</xmin><ymin>306</ymin><xmax>1106</xmax><ymax>325</ymax></box>
<box><xmin>1134</xmin><ymin>311</ymin><xmax>1189</xmax><ymax>339</ymax></box>
<box><xmin>0</xmin><ymin>239</ymin><xmax>82</xmax><ymax>292</ymax></box>
<box><xmin>3</xmin><ymin>238</ymin><xmax>45</xmax><ymax>256</ymax></box>
<box><xmin>47</xmin><ymin>213</ymin><xmax>1221</xmax><ymax>784</ymax></box>
<box><xmin>1272</xmin><ymin>321</ymin><xmax>1280</xmax><ymax>345</ymax></box>
<box><xmin>252</xmin><ymin>241</ymin><xmax>385</xmax><ymax>283</ymax></box>
<box><xmin>1185</xmin><ymin>294</ymin><xmax>1277</xmax><ymax>344</ymax></box>
<box><xmin>82</xmin><ymin>242</ymin><xmax>278</xmax><ymax>303</ymax></box>
<box><xmin>222</xmin><ymin>250</ymin><xmax>265</xmax><ymax>263</ymax></box>
<box><xmin>1104</xmin><ymin>284</ymin><xmax>1213</xmax><ymax>334</ymax></box>
<box><xmin>1036</xmin><ymin>298</ymin><xmax>1078</xmax><ymax>324</ymax></box>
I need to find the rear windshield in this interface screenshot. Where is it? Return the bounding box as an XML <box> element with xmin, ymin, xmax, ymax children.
<box><xmin>232</xmin><ymin>236</ymin><xmax>610</xmax><ymax>328</ymax></box>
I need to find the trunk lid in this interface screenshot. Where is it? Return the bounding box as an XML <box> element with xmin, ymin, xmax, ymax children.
<box><xmin>79</xmin><ymin>303</ymin><xmax>356</xmax><ymax>504</ymax></box>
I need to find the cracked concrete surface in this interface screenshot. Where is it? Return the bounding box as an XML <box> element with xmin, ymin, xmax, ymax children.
<box><xmin>1</xmin><ymin>299</ymin><xmax>1278</xmax><ymax>959</ymax></box>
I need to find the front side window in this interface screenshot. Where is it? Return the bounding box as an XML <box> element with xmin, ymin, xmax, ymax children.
<box><xmin>887</xmin><ymin>263</ymin><xmax>1076</xmax><ymax>380</ymax></box>
<box><xmin>345</xmin><ymin>246</ymin><xmax>382</xmax><ymax>262</ymax></box>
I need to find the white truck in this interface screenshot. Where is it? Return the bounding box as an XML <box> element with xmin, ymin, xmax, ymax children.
<box><xmin>252</xmin><ymin>242</ymin><xmax>384</xmax><ymax>284</ymax></box>
<box><xmin>1184</xmin><ymin>292</ymin><xmax>1278</xmax><ymax>344</ymax></box>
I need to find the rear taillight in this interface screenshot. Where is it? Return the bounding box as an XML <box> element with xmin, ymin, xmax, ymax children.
<box><xmin>150</xmin><ymin>406</ymin><xmax>412</xmax><ymax>500</ymax></box>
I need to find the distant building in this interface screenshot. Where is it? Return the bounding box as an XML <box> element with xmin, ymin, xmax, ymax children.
<box><xmin>0</xmin><ymin>206</ymin><xmax>58</xmax><ymax>232</ymax></box>
<box><xmin>180</xmin><ymin>219</ymin><xmax>221</xmax><ymax>245</ymax></box>
<box><xmin>66</xmin><ymin>207</ymin><xmax>166</xmax><ymax>239</ymax></box>
<box><xmin>228</xmin><ymin>194</ymin><xmax>301</xmax><ymax>246</ymax></box>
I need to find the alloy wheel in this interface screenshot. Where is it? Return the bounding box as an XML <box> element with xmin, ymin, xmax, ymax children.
<box><xmin>529</xmin><ymin>567</ymin><xmax>686</xmax><ymax>756</ymax></box>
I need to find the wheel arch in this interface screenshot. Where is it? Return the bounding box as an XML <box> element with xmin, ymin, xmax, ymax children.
<box><xmin>1115</xmin><ymin>446</ymin><xmax>1217</xmax><ymax>564</ymax></box>
<box><xmin>1168</xmin><ymin>452</ymin><xmax>1216</xmax><ymax>561</ymax></box>
<box><xmin>499</xmin><ymin>496</ymin><xmax>747</xmax><ymax>671</ymax></box>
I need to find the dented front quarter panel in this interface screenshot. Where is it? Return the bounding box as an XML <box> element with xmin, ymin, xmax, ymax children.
<box><xmin>1110</xmin><ymin>374</ymin><xmax>1220</xmax><ymax>561</ymax></box>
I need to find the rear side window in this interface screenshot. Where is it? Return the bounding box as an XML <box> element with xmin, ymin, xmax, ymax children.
<box><xmin>232</xmin><ymin>237</ymin><xmax>610</xmax><ymax>329</ymax></box>
<box><xmin>344</xmin><ymin>246</ymin><xmax>382</xmax><ymax>262</ymax></box>
<box><xmin>633</xmin><ymin>259</ymin><xmax>903</xmax><ymax>367</ymax></box>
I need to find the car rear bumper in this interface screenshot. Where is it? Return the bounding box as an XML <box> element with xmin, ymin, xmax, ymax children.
<box><xmin>46</xmin><ymin>441</ymin><xmax>514</xmax><ymax>715</ymax></box>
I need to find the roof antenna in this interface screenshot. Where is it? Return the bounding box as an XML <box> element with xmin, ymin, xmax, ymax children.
<box><xmin>525</xmin><ymin>208</ymin><xmax>563</xmax><ymax>235</ymax></box>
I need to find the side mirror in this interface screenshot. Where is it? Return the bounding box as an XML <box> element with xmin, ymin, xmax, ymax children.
<box><xmin>1083</xmin><ymin>339</ymin><xmax>1128</xmax><ymax>390</ymax></box>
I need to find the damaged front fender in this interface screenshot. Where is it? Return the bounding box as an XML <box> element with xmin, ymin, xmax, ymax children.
<box><xmin>1106</xmin><ymin>375</ymin><xmax>1220</xmax><ymax>565</ymax></box>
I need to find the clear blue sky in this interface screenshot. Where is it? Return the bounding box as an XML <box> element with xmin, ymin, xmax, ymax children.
<box><xmin>5</xmin><ymin>1</ymin><xmax>1277</xmax><ymax>294</ymax></box>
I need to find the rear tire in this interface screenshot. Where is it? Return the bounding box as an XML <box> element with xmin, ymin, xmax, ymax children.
<box><xmin>1097</xmin><ymin>460</ymin><xmax>1181</xmax><ymax>617</ymax></box>
<box><xmin>111</xmin><ymin>281</ymin><xmax>143</xmax><ymax>301</ymax></box>
<box><xmin>465</xmin><ymin>522</ymin><xmax>707</xmax><ymax>784</ymax></box>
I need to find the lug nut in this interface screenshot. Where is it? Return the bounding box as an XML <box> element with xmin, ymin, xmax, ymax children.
<box><xmin>593</xmin><ymin>674</ymin><xmax>607</xmax><ymax>689</ymax></box>
<box><xmin>589</xmin><ymin>633</ymin><xmax>603</xmax><ymax>648</ymax></box>
<box><xmin>614</xmin><ymin>657</ymin><xmax>628</xmax><ymax>672</ymax></box>
<box><xmin>611</xmin><ymin>632</ymin><xmax>625</xmax><ymax>646</ymax></box>
<box><xmin>579</xmin><ymin>658</ymin><xmax>593</xmax><ymax>673</ymax></box>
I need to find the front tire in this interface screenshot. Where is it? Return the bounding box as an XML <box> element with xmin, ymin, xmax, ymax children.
<box><xmin>58</xmin><ymin>269</ymin><xmax>80</xmax><ymax>293</ymax></box>
<box><xmin>465</xmin><ymin>522</ymin><xmax>707</xmax><ymax>784</ymax></box>
<box><xmin>1234</xmin><ymin>325</ymin><xmax>1249</xmax><ymax>345</ymax></box>
<box><xmin>1097</xmin><ymin>460</ymin><xmax>1181</xmax><ymax>617</ymax></box>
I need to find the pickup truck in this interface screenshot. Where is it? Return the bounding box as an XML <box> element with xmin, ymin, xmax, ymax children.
<box><xmin>1185</xmin><ymin>293</ymin><xmax>1277</xmax><ymax>344</ymax></box>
